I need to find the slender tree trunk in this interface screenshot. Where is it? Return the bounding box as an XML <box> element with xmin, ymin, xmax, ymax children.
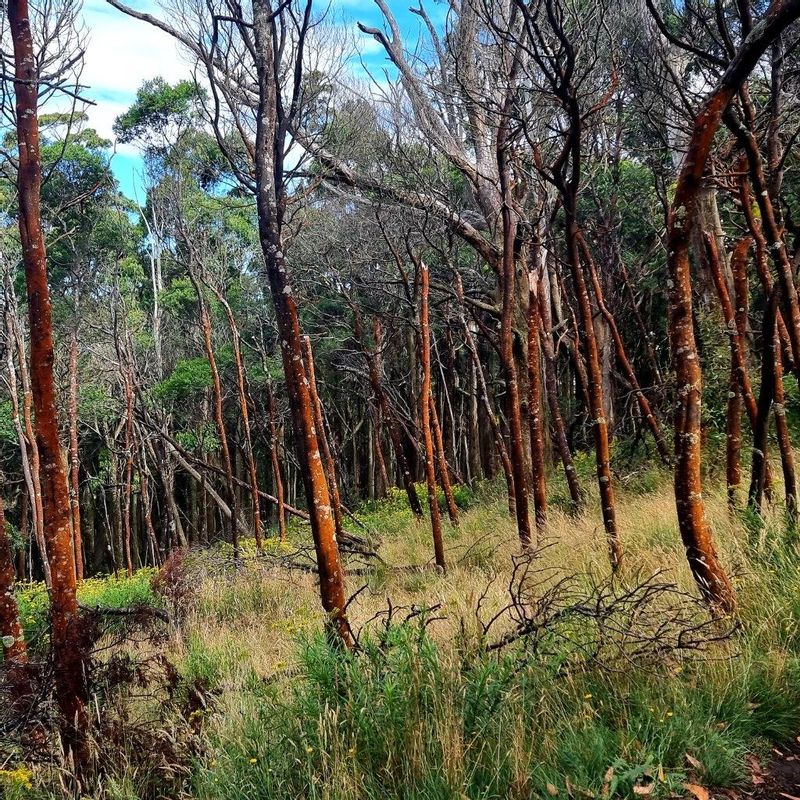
<box><xmin>252</xmin><ymin>0</ymin><xmax>350</xmax><ymax>644</ymax></box>
<box><xmin>189</xmin><ymin>272</ymin><xmax>239</xmax><ymax>558</ymax></box>
<box><xmin>579</xmin><ymin>234</ymin><xmax>671</xmax><ymax>466</ymax></box>
<box><xmin>455</xmin><ymin>275</ymin><xmax>517</xmax><ymax>518</ymax></box>
<box><xmin>68</xmin><ymin>329</ymin><xmax>83</xmax><ymax>581</ymax></box>
<box><xmin>564</xmin><ymin>205</ymin><xmax>621</xmax><ymax>569</ymax></box>
<box><xmin>537</xmin><ymin>271</ymin><xmax>583</xmax><ymax>512</ymax></box>
<box><xmin>301</xmin><ymin>336</ymin><xmax>345</xmax><ymax>540</ymax></box>
<box><xmin>122</xmin><ymin>373</ymin><xmax>135</xmax><ymax>576</ymax></box>
<box><xmin>498</xmin><ymin>141</ymin><xmax>533</xmax><ymax>548</ymax></box>
<box><xmin>750</xmin><ymin>290</ymin><xmax>779</xmax><ymax>513</ymax></box>
<box><xmin>0</xmin><ymin>493</ymin><xmax>28</xmax><ymax>672</ymax></box>
<box><xmin>773</xmin><ymin>332</ymin><xmax>797</xmax><ymax>520</ymax></box>
<box><xmin>3</xmin><ymin>306</ymin><xmax>49</xmax><ymax>585</ymax></box>
<box><xmin>357</xmin><ymin>315</ymin><xmax>424</xmax><ymax>517</ymax></box>
<box><xmin>419</xmin><ymin>261</ymin><xmax>446</xmax><ymax>570</ymax></box>
<box><xmin>527</xmin><ymin>258</ymin><xmax>548</xmax><ymax>532</ymax></box>
<box><xmin>266</xmin><ymin>379</ymin><xmax>287</xmax><ymax>542</ymax></box>
<box><xmin>209</xmin><ymin>284</ymin><xmax>263</xmax><ymax>549</ymax></box>
<box><xmin>9</xmin><ymin>309</ymin><xmax>48</xmax><ymax>585</ymax></box>
<box><xmin>8</xmin><ymin>0</ymin><xmax>90</xmax><ymax>767</ymax></box>
<box><xmin>429</xmin><ymin>394</ymin><xmax>459</xmax><ymax>525</ymax></box>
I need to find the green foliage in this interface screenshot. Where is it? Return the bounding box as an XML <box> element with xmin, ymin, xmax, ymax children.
<box><xmin>0</xmin><ymin>401</ymin><xmax>16</xmax><ymax>446</ymax></box>
<box><xmin>114</xmin><ymin>78</ymin><xmax>202</xmax><ymax>146</ymax></box>
<box><xmin>15</xmin><ymin>569</ymin><xmax>159</xmax><ymax>647</ymax></box>
<box><xmin>154</xmin><ymin>358</ymin><xmax>213</xmax><ymax>403</ymax></box>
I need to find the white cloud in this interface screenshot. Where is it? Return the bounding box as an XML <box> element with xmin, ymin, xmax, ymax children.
<box><xmin>80</xmin><ymin>0</ymin><xmax>193</xmax><ymax>144</ymax></box>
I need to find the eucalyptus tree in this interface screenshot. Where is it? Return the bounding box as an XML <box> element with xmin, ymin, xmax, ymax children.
<box><xmin>105</xmin><ymin>0</ymin><xmax>353</xmax><ymax>643</ymax></box>
<box><xmin>1</xmin><ymin>0</ymin><xmax>91</xmax><ymax>774</ymax></box>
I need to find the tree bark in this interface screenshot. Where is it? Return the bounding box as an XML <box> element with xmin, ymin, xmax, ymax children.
<box><xmin>419</xmin><ymin>261</ymin><xmax>447</xmax><ymax>570</ymax></box>
<box><xmin>8</xmin><ymin>0</ymin><xmax>90</xmax><ymax>767</ymax></box>
<box><xmin>68</xmin><ymin>329</ymin><xmax>83</xmax><ymax>580</ymax></box>
<box><xmin>660</xmin><ymin>0</ymin><xmax>800</xmax><ymax>609</ymax></box>
<box><xmin>429</xmin><ymin>394</ymin><xmax>459</xmax><ymax>525</ymax></box>
<box><xmin>189</xmin><ymin>271</ymin><xmax>239</xmax><ymax>558</ymax></box>
<box><xmin>301</xmin><ymin>336</ymin><xmax>346</xmax><ymax>540</ymax></box>
<box><xmin>0</xmin><ymin>493</ymin><xmax>28</xmax><ymax>671</ymax></box>
<box><xmin>527</xmin><ymin>265</ymin><xmax>548</xmax><ymax>532</ymax></box>
<box><xmin>266</xmin><ymin>379</ymin><xmax>288</xmax><ymax>542</ymax></box>
<box><xmin>251</xmin><ymin>0</ymin><xmax>351</xmax><ymax>644</ymax></box>
<box><xmin>208</xmin><ymin>283</ymin><xmax>263</xmax><ymax>549</ymax></box>
<box><xmin>579</xmin><ymin>234</ymin><xmax>671</xmax><ymax>467</ymax></box>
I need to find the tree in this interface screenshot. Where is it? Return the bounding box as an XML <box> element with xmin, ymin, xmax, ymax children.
<box><xmin>5</xmin><ymin>0</ymin><xmax>90</xmax><ymax>770</ymax></box>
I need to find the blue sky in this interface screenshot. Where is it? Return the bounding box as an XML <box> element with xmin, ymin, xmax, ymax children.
<box><xmin>80</xmin><ymin>0</ymin><xmax>444</xmax><ymax>199</ymax></box>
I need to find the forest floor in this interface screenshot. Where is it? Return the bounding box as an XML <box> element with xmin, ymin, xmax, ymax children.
<box><xmin>9</xmin><ymin>465</ymin><xmax>800</xmax><ymax>799</ymax></box>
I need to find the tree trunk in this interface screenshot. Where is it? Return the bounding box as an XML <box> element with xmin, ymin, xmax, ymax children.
<box><xmin>527</xmin><ymin>258</ymin><xmax>548</xmax><ymax>532</ymax></box>
<box><xmin>749</xmin><ymin>290</ymin><xmax>779</xmax><ymax>513</ymax></box>
<box><xmin>429</xmin><ymin>395</ymin><xmax>459</xmax><ymax>525</ymax></box>
<box><xmin>189</xmin><ymin>271</ymin><xmax>239</xmax><ymax>558</ymax></box>
<box><xmin>8</xmin><ymin>0</ymin><xmax>90</xmax><ymax>768</ymax></box>
<box><xmin>455</xmin><ymin>275</ymin><xmax>517</xmax><ymax>518</ymax></box>
<box><xmin>498</xmin><ymin>138</ymin><xmax>533</xmax><ymax>548</ymax></box>
<box><xmin>419</xmin><ymin>261</ymin><xmax>447</xmax><ymax>570</ymax></box>
<box><xmin>564</xmin><ymin>205</ymin><xmax>621</xmax><ymax>570</ymax></box>
<box><xmin>0</xmin><ymin>493</ymin><xmax>28</xmax><ymax>672</ymax></box>
<box><xmin>579</xmin><ymin>234</ymin><xmax>671</xmax><ymax>466</ymax></box>
<box><xmin>537</xmin><ymin>269</ymin><xmax>583</xmax><ymax>512</ymax></box>
<box><xmin>68</xmin><ymin>329</ymin><xmax>83</xmax><ymax>581</ymax></box>
<box><xmin>659</xmin><ymin>0</ymin><xmax>800</xmax><ymax>608</ymax></box>
<box><xmin>360</xmin><ymin>316</ymin><xmax>424</xmax><ymax>517</ymax></box>
<box><xmin>209</xmin><ymin>284</ymin><xmax>263</xmax><ymax>549</ymax></box>
<box><xmin>266</xmin><ymin>379</ymin><xmax>288</xmax><ymax>542</ymax></box>
<box><xmin>301</xmin><ymin>336</ymin><xmax>345</xmax><ymax>540</ymax></box>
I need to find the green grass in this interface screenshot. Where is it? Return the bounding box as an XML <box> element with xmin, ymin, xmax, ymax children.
<box><xmin>191</xmin><ymin>619</ymin><xmax>800</xmax><ymax>800</ymax></box>
<box><xmin>10</xmin><ymin>472</ymin><xmax>800</xmax><ymax>799</ymax></box>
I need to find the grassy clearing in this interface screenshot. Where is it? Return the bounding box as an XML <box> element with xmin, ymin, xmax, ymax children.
<box><xmin>12</xmin><ymin>470</ymin><xmax>800</xmax><ymax>799</ymax></box>
<box><xmin>181</xmin><ymin>476</ymin><xmax>800</xmax><ymax>800</ymax></box>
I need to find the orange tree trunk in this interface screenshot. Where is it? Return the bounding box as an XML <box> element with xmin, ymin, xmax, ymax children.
<box><xmin>252</xmin><ymin>0</ymin><xmax>350</xmax><ymax>643</ymax></box>
<box><xmin>430</xmin><ymin>395</ymin><xmax>459</xmax><ymax>525</ymax></box>
<box><xmin>266</xmin><ymin>379</ymin><xmax>288</xmax><ymax>542</ymax></box>
<box><xmin>419</xmin><ymin>261</ymin><xmax>447</xmax><ymax>570</ymax></box>
<box><xmin>68</xmin><ymin>329</ymin><xmax>83</xmax><ymax>580</ymax></box>
<box><xmin>301</xmin><ymin>336</ymin><xmax>345</xmax><ymax>539</ymax></box>
<box><xmin>565</xmin><ymin>208</ymin><xmax>621</xmax><ymax>570</ymax></box>
<box><xmin>527</xmin><ymin>273</ymin><xmax>548</xmax><ymax>531</ymax></box>
<box><xmin>579</xmin><ymin>234</ymin><xmax>671</xmax><ymax>467</ymax></box>
<box><xmin>662</xmin><ymin>0</ymin><xmax>800</xmax><ymax>609</ymax></box>
<box><xmin>8</xmin><ymin>0</ymin><xmax>90</xmax><ymax>766</ymax></box>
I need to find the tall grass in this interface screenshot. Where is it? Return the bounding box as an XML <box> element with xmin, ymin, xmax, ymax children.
<box><xmin>182</xmin><ymin>474</ymin><xmax>800</xmax><ymax>800</ymax></box>
<box><xmin>13</xmin><ymin>469</ymin><xmax>800</xmax><ymax>799</ymax></box>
